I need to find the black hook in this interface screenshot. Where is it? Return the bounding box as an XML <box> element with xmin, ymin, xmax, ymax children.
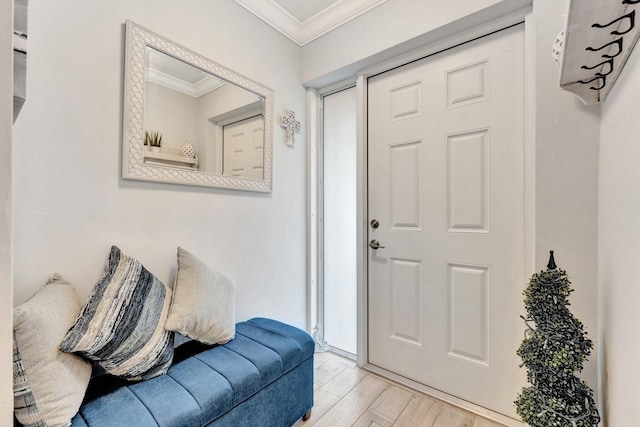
<box><xmin>592</xmin><ymin>10</ymin><xmax>635</xmax><ymax>36</ymax></box>
<box><xmin>585</xmin><ymin>38</ymin><xmax>623</xmax><ymax>58</ymax></box>
<box><xmin>581</xmin><ymin>58</ymin><xmax>614</xmax><ymax>77</ymax></box>
<box><xmin>578</xmin><ymin>75</ymin><xmax>607</xmax><ymax>90</ymax></box>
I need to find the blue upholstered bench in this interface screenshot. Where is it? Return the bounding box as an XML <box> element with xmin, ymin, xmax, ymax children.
<box><xmin>70</xmin><ymin>318</ymin><xmax>314</xmax><ymax>427</ymax></box>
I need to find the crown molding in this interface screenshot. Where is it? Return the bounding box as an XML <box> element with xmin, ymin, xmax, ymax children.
<box><xmin>146</xmin><ymin>68</ymin><xmax>224</xmax><ymax>98</ymax></box>
<box><xmin>234</xmin><ymin>0</ymin><xmax>388</xmax><ymax>46</ymax></box>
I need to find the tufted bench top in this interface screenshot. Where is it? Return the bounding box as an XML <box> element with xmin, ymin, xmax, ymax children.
<box><xmin>71</xmin><ymin>318</ymin><xmax>315</xmax><ymax>427</ymax></box>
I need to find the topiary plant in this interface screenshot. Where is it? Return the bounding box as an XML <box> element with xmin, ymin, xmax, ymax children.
<box><xmin>515</xmin><ymin>251</ymin><xmax>600</xmax><ymax>427</ymax></box>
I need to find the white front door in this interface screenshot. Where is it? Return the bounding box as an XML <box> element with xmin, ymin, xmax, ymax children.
<box><xmin>367</xmin><ymin>25</ymin><xmax>525</xmax><ymax>417</ymax></box>
<box><xmin>223</xmin><ymin>115</ymin><xmax>264</xmax><ymax>180</ymax></box>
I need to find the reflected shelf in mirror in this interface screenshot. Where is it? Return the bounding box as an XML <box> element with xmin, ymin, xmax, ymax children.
<box><xmin>143</xmin><ymin>150</ymin><xmax>198</xmax><ymax>170</ymax></box>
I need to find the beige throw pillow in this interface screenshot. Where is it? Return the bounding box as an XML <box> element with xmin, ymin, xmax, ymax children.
<box><xmin>165</xmin><ymin>247</ymin><xmax>236</xmax><ymax>345</ymax></box>
<box><xmin>13</xmin><ymin>273</ymin><xmax>92</xmax><ymax>427</ymax></box>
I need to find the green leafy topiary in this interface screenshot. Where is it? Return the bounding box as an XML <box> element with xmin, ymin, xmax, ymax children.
<box><xmin>515</xmin><ymin>251</ymin><xmax>600</xmax><ymax>427</ymax></box>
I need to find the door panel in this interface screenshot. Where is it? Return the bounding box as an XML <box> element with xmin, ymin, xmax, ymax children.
<box><xmin>389</xmin><ymin>140</ymin><xmax>423</xmax><ymax>230</ymax></box>
<box><xmin>447</xmin><ymin>263</ymin><xmax>490</xmax><ymax>365</ymax></box>
<box><xmin>447</xmin><ymin>130</ymin><xmax>489</xmax><ymax>232</ymax></box>
<box><xmin>389</xmin><ymin>256</ymin><xmax>423</xmax><ymax>345</ymax></box>
<box><xmin>367</xmin><ymin>25</ymin><xmax>525</xmax><ymax>417</ymax></box>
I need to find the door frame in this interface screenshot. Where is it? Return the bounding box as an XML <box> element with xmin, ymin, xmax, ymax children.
<box><xmin>307</xmin><ymin>79</ymin><xmax>358</xmax><ymax>355</ymax></box>
<box><xmin>308</xmin><ymin>8</ymin><xmax>535</xmax><ymax>426</ymax></box>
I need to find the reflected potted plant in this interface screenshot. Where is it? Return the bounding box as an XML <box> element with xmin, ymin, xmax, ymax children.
<box><xmin>145</xmin><ymin>130</ymin><xmax>162</xmax><ymax>153</ymax></box>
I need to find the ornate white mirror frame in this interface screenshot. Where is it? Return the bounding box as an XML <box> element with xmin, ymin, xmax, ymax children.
<box><xmin>122</xmin><ymin>20</ymin><xmax>274</xmax><ymax>192</ymax></box>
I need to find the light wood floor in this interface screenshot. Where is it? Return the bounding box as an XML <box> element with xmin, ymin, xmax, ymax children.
<box><xmin>294</xmin><ymin>351</ymin><xmax>506</xmax><ymax>427</ymax></box>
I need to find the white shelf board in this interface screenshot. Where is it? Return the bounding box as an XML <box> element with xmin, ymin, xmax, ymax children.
<box><xmin>143</xmin><ymin>151</ymin><xmax>198</xmax><ymax>170</ymax></box>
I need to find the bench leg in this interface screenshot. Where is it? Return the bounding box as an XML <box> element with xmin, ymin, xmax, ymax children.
<box><xmin>302</xmin><ymin>409</ymin><xmax>312</xmax><ymax>421</ymax></box>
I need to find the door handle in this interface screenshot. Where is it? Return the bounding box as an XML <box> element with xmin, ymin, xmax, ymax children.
<box><xmin>369</xmin><ymin>239</ymin><xmax>385</xmax><ymax>250</ymax></box>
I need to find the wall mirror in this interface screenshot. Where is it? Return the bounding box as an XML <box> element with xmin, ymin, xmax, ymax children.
<box><xmin>122</xmin><ymin>20</ymin><xmax>274</xmax><ymax>192</ymax></box>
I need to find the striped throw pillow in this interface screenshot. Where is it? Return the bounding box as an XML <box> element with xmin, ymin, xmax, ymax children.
<box><xmin>60</xmin><ymin>246</ymin><xmax>174</xmax><ymax>381</ymax></box>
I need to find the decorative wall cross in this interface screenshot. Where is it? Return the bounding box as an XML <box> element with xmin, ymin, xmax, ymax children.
<box><xmin>281</xmin><ymin>110</ymin><xmax>301</xmax><ymax>147</ymax></box>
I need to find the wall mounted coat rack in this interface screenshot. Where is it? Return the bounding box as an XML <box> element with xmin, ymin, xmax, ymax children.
<box><xmin>559</xmin><ymin>0</ymin><xmax>640</xmax><ymax>105</ymax></box>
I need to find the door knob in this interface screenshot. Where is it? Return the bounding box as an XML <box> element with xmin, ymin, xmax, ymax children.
<box><xmin>370</xmin><ymin>219</ymin><xmax>380</xmax><ymax>229</ymax></box>
<box><xmin>369</xmin><ymin>239</ymin><xmax>385</xmax><ymax>250</ymax></box>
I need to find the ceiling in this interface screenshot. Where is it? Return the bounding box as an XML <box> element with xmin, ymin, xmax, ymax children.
<box><xmin>233</xmin><ymin>0</ymin><xmax>388</xmax><ymax>46</ymax></box>
<box><xmin>272</xmin><ymin>0</ymin><xmax>342</xmax><ymax>22</ymax></box>
<box><xmin>145</xmin><ymin>48</ymin><xmax>223</xmax><ymax>97</ymax></box>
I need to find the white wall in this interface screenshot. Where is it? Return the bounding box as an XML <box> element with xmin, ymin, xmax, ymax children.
<box><xmin>301</xmin><ymin>0</ymin><xmax>531</xmax><ymax>87</ymax></box>
<box><xmin>599</xmin><ymin>39</ymin><xmax>640</xmax><ymax>426</ymax></box>
<box><xmin>531</xmin><ymin>0</ymin><xmax>601</xmax><ymax>392</ymax></box>
<box><xmin>12</xmin><ymin>0</ymin><xmax>308</xmax><ymax>332</ymax></box>
<box><xmin>0</xmin><ymin>0</ymin><xmax>13</xmax><ymax>423</ymax></box>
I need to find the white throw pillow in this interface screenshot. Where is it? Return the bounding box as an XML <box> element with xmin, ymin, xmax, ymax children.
<box><xmin>165</xmin><ymin>247</ymin><xmax>236</xmax><ymax>345</ymax></box>
<box><xmin>13</xmin><ymin>273</ymin><xmax>92</xmax><ymax>427</ymax></box>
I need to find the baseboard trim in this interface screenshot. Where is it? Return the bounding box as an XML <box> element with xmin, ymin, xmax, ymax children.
<box><xmin>362</xmin><ymin>363</ymin><xmax>524</xmax><ymax>427</ymax></box>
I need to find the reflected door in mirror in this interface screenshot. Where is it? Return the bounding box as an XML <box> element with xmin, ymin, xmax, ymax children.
<box><xmin>222</xmin><ymin>115</ymin><xmax>264</xmax><ymax>179</ymax></box>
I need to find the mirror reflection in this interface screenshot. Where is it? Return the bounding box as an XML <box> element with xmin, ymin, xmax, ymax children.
<box><xmin>123</xmin><ymin>20</ymin><xmax>273</xmax><ymax>192</ymax></box>
<box><xmin>143</xmin><ymin>47</ymin><xmax>265</xmax><ymax>179</ymax></box>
